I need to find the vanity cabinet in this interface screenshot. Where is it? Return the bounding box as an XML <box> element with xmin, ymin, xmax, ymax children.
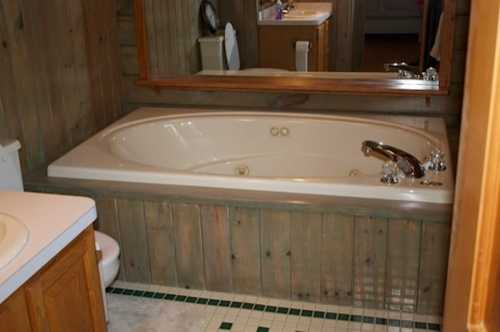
<box><xmin>258</xmin><ymin>20</ymin><xmax>330</xmax><ymax>71</ymax></box>
<box><xmin>0</xmin><ymin>227</ymin><xmax>106</xmax><ymax>332</ymax></box>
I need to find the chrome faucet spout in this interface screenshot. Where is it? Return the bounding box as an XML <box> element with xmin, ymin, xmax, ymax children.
<box><xmin>362</xmin><ymin>140</ymin><xmax>425</xmax><ymax>179</ymax></box>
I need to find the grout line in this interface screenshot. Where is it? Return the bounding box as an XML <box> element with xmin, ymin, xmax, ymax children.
<box><xmin>105</xmin><ymin>285</ymin><xmax>442</xmax><ymax>331</ymax></box>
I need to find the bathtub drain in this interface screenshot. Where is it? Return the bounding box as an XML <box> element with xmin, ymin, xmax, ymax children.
<box><xmin>235</xmin><ymin>165</ymin><xmax>250</xmax><ymax>176</ymax></box>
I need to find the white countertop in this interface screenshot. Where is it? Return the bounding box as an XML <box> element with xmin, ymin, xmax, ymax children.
<box><xmin>0</xmin><ymin>191</ymin><xmax>97</xmax><ymax>303</ymax></box>
<box><xmin>258</xmin><ymin>2</ymin><xmax>333</xmax><ymax>26</ymax></box>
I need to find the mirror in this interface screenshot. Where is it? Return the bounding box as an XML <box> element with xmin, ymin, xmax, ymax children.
<box><xmin>134</xmin><ymin>0</ymin><xmax>456</xmax><ymax>95</ymax></box>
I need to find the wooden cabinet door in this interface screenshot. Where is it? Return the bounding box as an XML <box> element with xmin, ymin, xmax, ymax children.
<box><xmin>25</xmin><ymin>228</ymin><xmax>106</xmax><ymax>332</ymax></box>
<box><xmin>258</xmin><ymin>25</ymin><xmax>320</xmax><ymax>71</ymax></box>
<box><xmin>0</xmin><ymin>288</ymin><xmax>32</xmax><ymax>332</ymax></box>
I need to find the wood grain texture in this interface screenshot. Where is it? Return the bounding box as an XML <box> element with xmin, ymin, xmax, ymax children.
<box><xmin>385</xmin><ymin>219</ymin><xmax>421</xmax><ymax>312</ymax></box>
<box><xmin>0</xmin><ymin>0</ymin><xmax>122</xmax><ymax>175</ymax></box>
<box><xmin>320</xmin><ymin>213</ymin><xmax>355</xmax><ymax>305</ymax></box>
<box><xmin>172</xmin><ymin>203</ymin><xmax>205</xmax><ymax>289</ymax></box>
<box><xmin>200</xmin><ymin>205</ymin><xmax>232</xmax><ymax>291</ymax></box>
<box><xmin>144</xmin><ymin>201</ymin><xmax>177</xmax><ymax>286</ymax></box>
<box><xmin>0</xmin><ymin>288</ymin><xmax>32</xmax><ymax>332</ymax></box>
<box><xmin>229</xmin><ymin>207</ymin><xmax>262</xmax><ymax>295</ymax></box>
<box><xmin>261</xmin><ymin>209</ymin><xmax>291</xmax><ymax>298</ymax></box>
<box><xmin>116</xmin><ymin>199</ymin><xmax>151</xmax><ymax>283</ymax></box>
<box><xmin>353</xmin><ymin>216</ymin><xmax>388</xmax><ymax>309</ymax></box>
<box><xmin>418</xmin><ymin>222</ymin><xmax>450</xmax><ymax>314</ymax></box>
<box><xmin>24</xmin><ymin>228</ymin><xmax>106</xmax><ymax>332</ymax></box>
<box><xmin>24</xmin><ymin>179</ymin><xmax>451</xmax><ymax>314</ymax></box>
<box><xmin>290</xmin><ymin>211</ymin><xmax>322</xmax><ymax>302</ymax></box>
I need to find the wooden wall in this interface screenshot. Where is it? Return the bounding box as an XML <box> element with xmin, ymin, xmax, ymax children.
<box><xmin>117</xmin><ymin>0</ymin><xmax>469</xmax><ymax>160</ymax></box>
<box><xmin>144</xmin><ymin>0</ymin><xmax>205</xmax><ymax>76</ymax></box>
<box><xmin>0</xmin><ymin>0</ymin><xmax>122</xmax><ymax>174</ymax></box>
<box><xmin>218</xmin><ymin>0</ymin><xmax>259</xmax><ymax>69</ymax></box>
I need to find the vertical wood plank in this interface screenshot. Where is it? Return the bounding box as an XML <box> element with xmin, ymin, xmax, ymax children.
<box><xmin>261</xmin><ymin>209</ymin><xmax>291</xmax><ymax>298</ymax></box>
<box><xmin>144</xmin><ymin>201</ymin><xmax>177</xmax><ymax>286</ymax></box>
<box><xmin>290</xmin><ymin>211</ymin><xmax>322</xmax><ymax>302</ymax></box>
<box><xmin>385</xmin><ymin>219</ymin><xmax>421</xmax><ymax>312</ymax></box>
<box><xmin>353</xmin><ymin>216</ymin><xmax>388</xmax><ymax>309</ymax></box>
<box><xmin>229</xmin><ymin>207</ymin><xmax>262</xmax><ymax>295</ymax></box>
<box><xmin>116</xmin><ymin>199</ymin><xmax>151</xmax><ymax>283</ymax></box>
<box><xmin>200</xmin><ymin>205</ymin><xmax>232</xmax><ymax>291</ymax></box>
<box><xmin>417</xmin><ymin>222</ymin><xmax>450</xmax><ymax>314</ymax></box>
<box><xmin>320</xmin><ymin>213</ymin><xmax>355</xmax><ymax>305</ymax></box>
<box><xmin>95</xmin><ymin>198</ymin><xmax>120</xmax><ymax>240</ymax></box>
<box><xmin>172</xmin><ymin>203</ymin><xmax>205</xmax><ymax>289</ymax></box>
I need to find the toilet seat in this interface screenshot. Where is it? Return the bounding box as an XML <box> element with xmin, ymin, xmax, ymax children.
<box><xmin>224</xmin><ymin>23</ymin><xmax>241</xmax><ymax>71</ymax></box>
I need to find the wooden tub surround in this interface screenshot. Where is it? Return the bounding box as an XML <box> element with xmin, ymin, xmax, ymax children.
<box><xmin>26</xmin><ymin>175</ymin><xmax>451</xmax><ymax>316</ymax></box>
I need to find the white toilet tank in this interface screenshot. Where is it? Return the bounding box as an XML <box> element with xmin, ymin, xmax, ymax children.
<box><xmin>199</xmin><ymin>35</ymin><xmax>226</xmax><ymax>71</ymax></box>
<box><xmin>0</xmin><ymin>139</ymin><xmax>24</xmax><ymax>191</ymax></box>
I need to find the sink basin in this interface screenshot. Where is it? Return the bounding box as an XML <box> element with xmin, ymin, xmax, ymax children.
<box><xmin>258</xmin><ymin>3</ymin><xmax>333</xmax><ymax>26</ymax></box>
<box><xmin>0</xmin><ymin>214</ymin><xmax>29</xmax><ymax>270</ymax></box>
<box><xmin>285</xmin><ymin>10</ymin><xmax>321</xmax><ymax>18</ymax></box>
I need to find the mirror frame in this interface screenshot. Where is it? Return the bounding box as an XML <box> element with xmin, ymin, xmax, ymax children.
<box><xmin>133</xmin><ymin>0</ymin><xmax>456</xmax><ymax>96</ymax></box>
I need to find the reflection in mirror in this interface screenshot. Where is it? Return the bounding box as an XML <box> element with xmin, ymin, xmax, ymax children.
<box><xmin>139</xmin><ymin>0</ymin><xmax>447</xmax><ymax>85</ymax></box>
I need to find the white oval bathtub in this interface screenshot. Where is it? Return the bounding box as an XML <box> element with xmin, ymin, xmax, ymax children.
<box><xmin>48</xmin><ymin>108</ymin><xmax>454</xmax><ymax>204</ymax></box>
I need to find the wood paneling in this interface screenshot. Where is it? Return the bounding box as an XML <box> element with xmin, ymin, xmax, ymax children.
<box><xmin>261</xmin><ymin>209</ymin><xmax>291</xmax><ymax>298</ymax></box>
<box><xmin>143</xmin><ymin>0</ymin><xmax>204</xmax><ymax>76</ymax></box>
<box><xmin>0</xmin><ymin>0</ymin><xmax>122</xmax><ymax>175</ymax></box>
<box><xmin>229</xmin><ymin>207</ymin><xmax>262</xmax><ymax>295</ymax></box>
<box><xmin>27</xmin><ymin>179</ymin><xmax>452</xmax><ymax>314</ymax></box>
<box><xmin>172</xmin><ymin>203</ymin><xmax>205</xmax><ymax>289</ymax></box>
<box><xmin>290</xmin><ymin>211</ymin><xmax>322</xmax><ymax>302</ymax></box>
<box><xmin>201</xmin><ymin>205</ymin><xmax>232</xmax><ymax>291</ymax></box>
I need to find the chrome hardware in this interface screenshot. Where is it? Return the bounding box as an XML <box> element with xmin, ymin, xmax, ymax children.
<box><xmin>425</xmin><ymin>149</ymin><xmax>447</xmax><ymax>172</ymax></box>
<box><xmin>362</xmin><ymin>140</ymin><xmax>426</xmax><ymax>179</ymax></box>
<box><xmin>270</xmin><ymin>127</ymin><xmax>280</xmax><ymax>136</ymax></box>
<box><xmin>280</xmin><ymin>127</ymin><xmax>290</xmax><ymax>136</ymax></box>
<box><xmin>381</xmin><ymin>162</ymin><xmax>401</xmax><ymax>185</ymax></box>
<box><xmin>423</xmin><ymin>67</ymin><xmax>439</xmax><ymax>81</ymax></box>
<box><xmin>384</xmin><ymin>62</ymin><xmax>439</xmax><ymax>81</ymax></box>
<box><xmin>235</xmin><ymin>165</ymin><xmax>250</xmax><ymax>176</ymax></box>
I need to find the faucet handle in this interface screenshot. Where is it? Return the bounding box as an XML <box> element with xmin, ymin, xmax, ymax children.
<box><xmin>381</xmin><ymin>162</ymin><xmax>401</xmax><ymax>185</ymax></box>
<box><xmin>426</xmin><ymin>149</ymin><xmax>447</xmax><ymax>172</ymax></box>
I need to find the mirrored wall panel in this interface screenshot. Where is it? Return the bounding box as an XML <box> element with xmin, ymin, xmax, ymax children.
<box><xmin>140</xmin><ymin>0</ymin><xmax>445</xmax><ymax>82</ymax></box>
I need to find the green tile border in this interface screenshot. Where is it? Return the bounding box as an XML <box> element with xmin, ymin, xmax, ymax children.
<box><xmin>105</xmin><ymin>286</ymin><xmax>442</xmax><ymax>331</ymax></box>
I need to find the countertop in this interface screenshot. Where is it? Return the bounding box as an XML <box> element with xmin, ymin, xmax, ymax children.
<box><xmin>0</xmin><ymin>191</ymin><xmax>97</xmax><ymax>303</ymax></box>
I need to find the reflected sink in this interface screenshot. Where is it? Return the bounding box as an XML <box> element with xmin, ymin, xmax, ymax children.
<box><xmin>258</xmin><ymin>2</ymin><xmax>332</xmax><ymax>26</ymax></box>
<box><xmin>285</xmin><ymin>10</ymin><xmax>321</xmax><ymax>18</ymax></box>
<box><xmin>0</xmin><ymin>214</ymin><xmax>29</xmax><ymax>270</ymax></box>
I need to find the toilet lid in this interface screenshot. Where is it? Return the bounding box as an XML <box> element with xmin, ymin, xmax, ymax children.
<box><xmin>224</xmin><ymin>23</ymin><xmax>240</xmax><ymax>71</ymax></box>
<box><xmin>95</xmin><ymin>231</ymin><xmax>120</xmax><ymax>265</ymax></box>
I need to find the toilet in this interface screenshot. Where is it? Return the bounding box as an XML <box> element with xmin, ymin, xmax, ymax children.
<box><xmin>0</xmin><ymin>139</ymin><xmax>120</xmax><ymax>322</ymax></box>
<box><xmin>95</xmin><ymin>231</ymin><xmax>120</xmax><ymax>322</ymax></box>
<box><xmin>199</xmin><ymin>23</ymin><xmax>308</xmax><ymax>73</ymax></box>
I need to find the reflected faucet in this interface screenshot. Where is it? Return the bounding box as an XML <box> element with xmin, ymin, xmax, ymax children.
<box><xmin>361</xmin><ymin>140</ymin><xmax>425</xmax><ymax>179</ymax></box>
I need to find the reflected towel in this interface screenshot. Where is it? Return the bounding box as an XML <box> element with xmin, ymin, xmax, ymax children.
<box><xmin>430</xmin><ymin>13</ymin><xmax>444</xmax><ymax>61</ymax></box>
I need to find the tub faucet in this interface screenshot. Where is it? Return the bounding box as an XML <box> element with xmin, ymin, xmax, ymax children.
<box><xmin>361</xmin><ymin>140</ymin><xmax>426</xmax><ymax>179</ymax></box>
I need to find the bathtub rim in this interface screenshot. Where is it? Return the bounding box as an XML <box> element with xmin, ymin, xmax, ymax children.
<box><xmin>47</xmin><ymin>107</ymin><xmax>455</xmax><ymax>205</ymax></box>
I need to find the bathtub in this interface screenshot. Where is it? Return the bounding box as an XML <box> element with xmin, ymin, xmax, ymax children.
<box><xmin>48</xmin><ymin>108</ymin><xmax>454</xmax><ymax>204</ymax></box>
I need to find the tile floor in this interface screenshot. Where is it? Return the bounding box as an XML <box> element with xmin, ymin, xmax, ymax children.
<box><xmin>106</xmin><ymin>281</ymin><xmax>442</xmax><ymax>332</ymax></box>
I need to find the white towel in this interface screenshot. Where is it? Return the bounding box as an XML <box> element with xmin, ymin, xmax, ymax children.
<box><xmin>430</xmin><ymin>13</ymin><xmax>444</xmax><ymax>61</ymax></box>
<box><xmin>295</xmin><ymin>41</ymin><xmax>309</xmax><ymax>72</ymax></box>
